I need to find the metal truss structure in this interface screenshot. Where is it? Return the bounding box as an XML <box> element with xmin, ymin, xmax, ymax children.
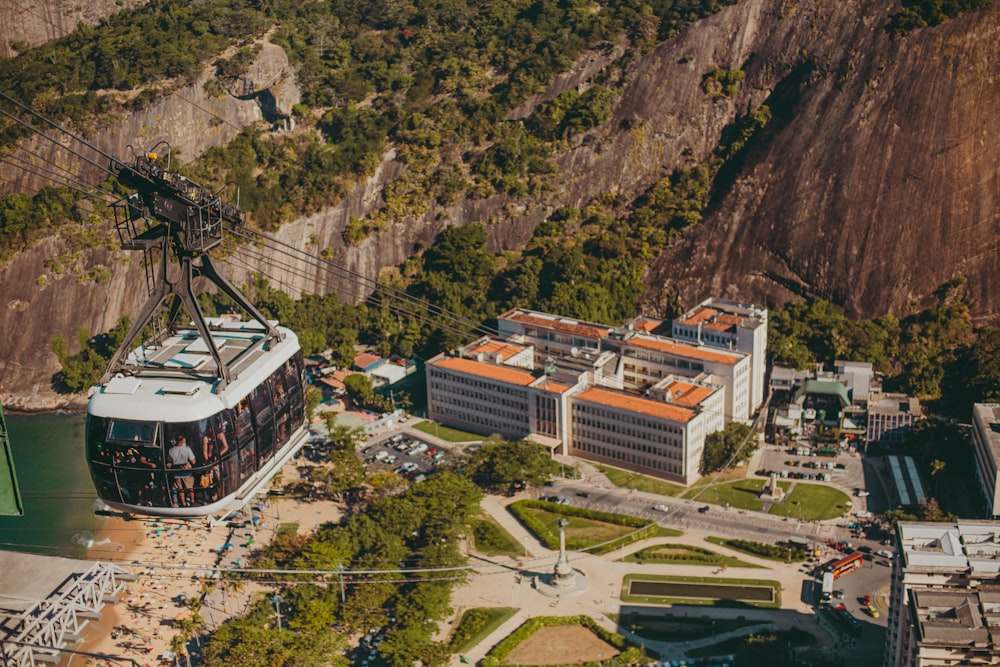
<box><xmin>1</xmin><ymin>562</ymin><xmax>135</xmax><ymax>666</ymax></box>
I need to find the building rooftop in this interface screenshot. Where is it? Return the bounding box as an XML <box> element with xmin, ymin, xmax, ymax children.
<box><xmin>659</xmin><ymin>378</ymin><xmax>717</xmax><ymax>408</ymax></box>
<box><xmin>973</xmin><ymin>403</ymin><xmax>1000</xmax><ymax>471</ymax></box>
<box><xmin>898</xmin><ymin>521</ymin><xmax>1000</xmax><ymax>574</ymax></box>
<box><xmin>628</xmin><ymin>316</ymin><xmax>670</xmax><ymax>335</ymax></box>
<box><xmin>498</xmin><ymin>308</ymin><xmax>612</xmax><ymax>340</ymax></box>
<box><xmin>676</xmin><ymin>307</ymin><xmax>720</xmax><ymax>326</ymax></box>
<box><xmin>675</xmin><ymin>299</ymin><xmax>767</xmax><ymax>330</ymax></box>
<box><xmin>870</xmin><ymin>392</ymin><xmax>921</xmax><ymax>416</ymax></box>
<box><xmin>575</xmin><ymin>387</ymin><xmax>697</xmax><ymax>424</ymax></box>
<box><xmin>433</xmin><ymin>357</ymin><xmax>537</xmax><ymax>387</ymax></box>
<box><xmin>910</xmin><ymin>588</ymin><xmax>994</xmax><ymax>647</ymax></box>
<box><xmin>624</xmin><ymin>334</ymin><xmax>743</xmax><ymax>366</ymax></box>
<box><xmin>465</xmin><ymin>337</ymin><xmax>530</xmax><ymax>361</ymax></box>
<box><xmin>353</xmin><ymin>352</ymin><xmax>384</xmax><ymax>371</ymax></box>
<box><xmin>533</xmin><ymin>379</ymin><xmax>573</xmax><ymax>395</ymax></box>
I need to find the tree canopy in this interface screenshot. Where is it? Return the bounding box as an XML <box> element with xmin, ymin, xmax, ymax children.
<box><xmin>700</xmin><ymin>422</ymin><xmax>755</xmax><ymax>474</ymax></box>
<box><xmin>468</xmin><ymin>439</ymin><xmax>561</xmax><ymax>493</ymax></box>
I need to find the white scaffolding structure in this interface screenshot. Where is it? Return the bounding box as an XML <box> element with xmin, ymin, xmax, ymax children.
<box><xmin>1</xmin><ymin>561</ymin><xmax>134</xmax><ymax>666</ymax></box>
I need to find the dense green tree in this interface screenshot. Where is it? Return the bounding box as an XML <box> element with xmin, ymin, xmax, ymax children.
<box><xmin>201</xmin><ymin>597</ymin><xmax>347</xmax><ymax>667</ymax></box>
<box><xmin>468</xmin><ymin>440</ymin><xmax>560</xmax><ymax>492</ymax></box>
<box><xmin>343</xmin><ymin>373</ymin><xmax>374</xmax><ymax>404</ymax></box>
<box><xmin>700</xmin><ymin>422</ymin><xmax>755</xmax><ymax>474</ymax></box>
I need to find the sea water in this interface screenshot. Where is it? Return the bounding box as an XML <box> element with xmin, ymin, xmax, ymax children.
<box><xmin>0</xmin><ymin>412</ymin><xmax>106</xmax><ymax>558</ymax></box>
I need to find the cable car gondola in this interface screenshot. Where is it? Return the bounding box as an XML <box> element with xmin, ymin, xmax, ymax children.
<box><xmin>80</xmin><ymin>147</ymin><xmax>310</xmax><ymax>517</ymax></box>
<box><xmin>86</xmin><ymin>318</ymin><xmax>307</xmax><ymax>517</ymax></box>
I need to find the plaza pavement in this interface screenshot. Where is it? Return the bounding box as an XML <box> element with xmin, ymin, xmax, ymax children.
<box><xmin>446</xmin><ymin>490</ymin><xmax>837</xmax><ymax>666</ymax></box>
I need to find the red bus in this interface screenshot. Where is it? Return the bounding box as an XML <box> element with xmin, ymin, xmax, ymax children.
<box><xmin>829</xmin><ymin>552</ymin><xmax>863</xmax><ymax>579</ymax></box>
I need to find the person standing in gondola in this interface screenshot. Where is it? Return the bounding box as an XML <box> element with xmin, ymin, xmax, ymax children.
<box><xmin>167</xmin><ymin>436</ymin><xmax>197</xmax><ymax>507</ymax></box>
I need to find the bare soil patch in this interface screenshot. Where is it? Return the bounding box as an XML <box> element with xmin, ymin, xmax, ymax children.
<box><xmin>505</xmin><ymin>624</ymin><xmax>620</xmax><ymax>665</ymax></box>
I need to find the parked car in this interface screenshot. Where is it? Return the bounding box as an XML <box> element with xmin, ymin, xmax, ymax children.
<box><xmin>876</xmin><ymin>549</ymin><xmax>893</xmax><ymax>559</ymax></box>
<box><xmin>576</xmin><ymin>491</ymin><xmax>591</xmax><ymax>498</ymax></box>
<box><xmin>653</xmin><ymin>504</ymin><xmax>670</xmax><ymax>512</ymax></box>
<box><xmin>698</xmin><ymin>505</ymin><xmax>711</xmax><ymax>513</ymax></box>
<box><xmin>855</xmin><ymin>489</ymin><xmax>870</xmax><ymax>497</ymax></box>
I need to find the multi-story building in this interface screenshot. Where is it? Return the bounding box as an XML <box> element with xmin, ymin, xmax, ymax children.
<box><xmin>569</xmin><ymin>378</ymin><xmax>724</xmax><ymax>484</ymax></box>
<box><xmin>425</xmin><ymin>340</ymin><xmax>584</xmax><ymax>448</ymax></box>
<box><xmin>497</xmin><ymin>308</ymin><xmax>751</xmax><ymax>422</ymax></box>
<box><xmin>671</xmin><ymin>298</ymin><xmax>768</xmax><ymax>411</ymax></box>
<box><xmin>867</xmin><ymin>392</ymin><xmax>923</xmax><ymax>447</ymax></box>
<box><xmin>426</xmin><ymin>337</ymin><xmax>724</xmax><ymax>484</ymax></box>
<box><xmin>885</xmin><ymin>522</ymin><xmax>1000</xmax><ymax>667</ymax></box>
<box><xmin>970</xmin><ymin>403</ymin><xmax>1000</xmax><ymax>518</ymax></box>
<box><xmin>614</xmin><ymin>333</ymin><xmax>750</xmax><ymax>423</ymax></box>
<box><xmin>496</xmin><ymin>308</ymin><xmax>611</xmax><ymax>358</ymax></box>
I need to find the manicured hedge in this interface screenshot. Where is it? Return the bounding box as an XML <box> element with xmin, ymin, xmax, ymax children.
<box><xmin>449</xmin><ymin>607</ymin><xmax>518</xmax><ymax>653</ymax></box>
<box><xmin>508</xmin><ymin>500</ymin><xmax>657</xmax><ymax>553</ymax></box>
<box><xmin>481</xmin><ymin>615</ymin><xmax>644</xmax><ymax>667</ymax></box>
<box><xmin>707</xmin><ymin>537</ymin><xmax>809</xmax><ymax>562</ymax></box>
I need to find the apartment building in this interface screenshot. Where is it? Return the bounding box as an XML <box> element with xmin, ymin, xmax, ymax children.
<box><xmin>671</xmin><ymin>298</ymin><xmax>768</xmax><ymax>411</ymax></box>
<box><xmin>885</xmin><ymin>522</ymin><xmax>1000</xmax><ymax>667</ymax></box>
<box><xmin>970</xmin><ymin>403</ymin><xmax>1000</xmax><ymax>518</ymax></box>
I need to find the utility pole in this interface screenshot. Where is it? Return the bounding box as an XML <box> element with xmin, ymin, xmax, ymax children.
<box><xmin>271</xmin><ymin>594</ymin><xmax>283</xmax><ymax>631</ymax></box>
<box><xmin>335</xmin><ymin>564</ymin><xmax>346</xmax><ymax>603</ymax></box>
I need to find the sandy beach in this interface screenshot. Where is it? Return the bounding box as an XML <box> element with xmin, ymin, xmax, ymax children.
<box><xmin>69</xmin><ymin>452</ymin><xmax>344</xmax><ymax>667</ymax></box>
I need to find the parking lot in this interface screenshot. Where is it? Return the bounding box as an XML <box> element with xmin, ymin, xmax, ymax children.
<box><xmin>358</xmin><ymin>432</ymin><xmax>451</xmax><ymax>481</ymax></box>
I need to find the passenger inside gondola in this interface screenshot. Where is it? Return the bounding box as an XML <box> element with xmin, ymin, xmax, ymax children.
<box><xmin>197</xmin><ymin>466</ymin><xmax>220</xmax><ymax>504</ymax></box>
<box><xmin>166</xmin><ymin>436</ymin><xmax>197</xmax><ymax>507</ymax></box>
<box><xmin>199</xmin><ymin>416</ymin><xmax>229</xmax><ymax>464</ymax></box>
<box><xmin>234</xmin><ymin>398</ymin><xmax>253</xmax><ymax>440</ymax></box>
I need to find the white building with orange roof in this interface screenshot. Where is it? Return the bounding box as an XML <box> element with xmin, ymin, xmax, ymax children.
<box><xmin>496</xmin><ymin>308</ymin><xmax>612</xmax><ymax>358</ymax></box>
<box><xmin>569</xmin><ymin>380</ymin><xmax>724</xmax><ymax>483</ymax></box>
<box><xmin>670</xmin><ymin>298</ymin><xmax>768</xmax><ymax>412</ymax></box>
<box><xmin>614</xmin><ymin>333</ymin><xmax>751</xmax><ymax>422</ymax></box>
<box><xmin>425</xmin><ymin>339</ymin><xmax>585</xmax><ymax>447</ymax></box>
<box><xmin>426</xmin><ymin>336</ymin><xmax>726</xmax><ymax>483</ymax></box>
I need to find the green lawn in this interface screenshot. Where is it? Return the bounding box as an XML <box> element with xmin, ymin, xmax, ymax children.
<box><xmin>767</xmin><ymin>483</ymin><xmax>852</xmax><ymax>520</ymax></box>
<box><xmin>469</xmin><ymin>514</ymin><xmax>524</xmax><ymax>557</ymax></box>
<box><xmin>627</xmin><ymin>542</ymin><xmax>761</xmax><ymax>568</ymax></box>
<box><xmin>681</xmin><ymin>478</ymin><xmax>771</xmax><ymax>510</ymax></box>
<box><xmin>411</xmin><ymin>420</ymin><xmax>483</xmax><ymax>443</ymax></box>
<box><xmin>449</xmin><ymin>607</ymin><xmax>518</xmax><ymax>653</ymax></box>
<box><xmin>520</xmin><ymin>506</ymin><xmax>635</xmax><ymax>545</ymax></box>
<box><xmin>595</xmin><ymin>464</ymin><xmax>685</xmax><ymax>496</ymax></box>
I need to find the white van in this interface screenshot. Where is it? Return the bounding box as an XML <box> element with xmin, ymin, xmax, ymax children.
<box><xmin>409</xmin><ymin>443</ymin><xmax>428</xmax><ymax>456</ymax></box>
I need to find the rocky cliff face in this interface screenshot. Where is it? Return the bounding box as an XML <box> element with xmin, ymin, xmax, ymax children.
<box><xmin>2</xmin><ymin>0</ymin><xmax>999</xmax><ymax>410</ymax></box>
<box><xmin>0</xmin><ymin>0</ymin><xmax>146</xmax><ymax>56</ymax></box>
<box><xmin>639</xmin><ymin>0</ymin><xmax>1000</xmax><ymax>320</ymax></box>
<box><xmin>0</xmin><ymin>41</ymin><xmax>298</xmax><ymax>196</ymax></box>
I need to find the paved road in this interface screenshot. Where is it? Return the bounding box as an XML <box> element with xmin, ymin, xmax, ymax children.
<box><xmin>542</xmin><ymin>477</ymin><xmax>842</xmax><ymax>549</ymax></box>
